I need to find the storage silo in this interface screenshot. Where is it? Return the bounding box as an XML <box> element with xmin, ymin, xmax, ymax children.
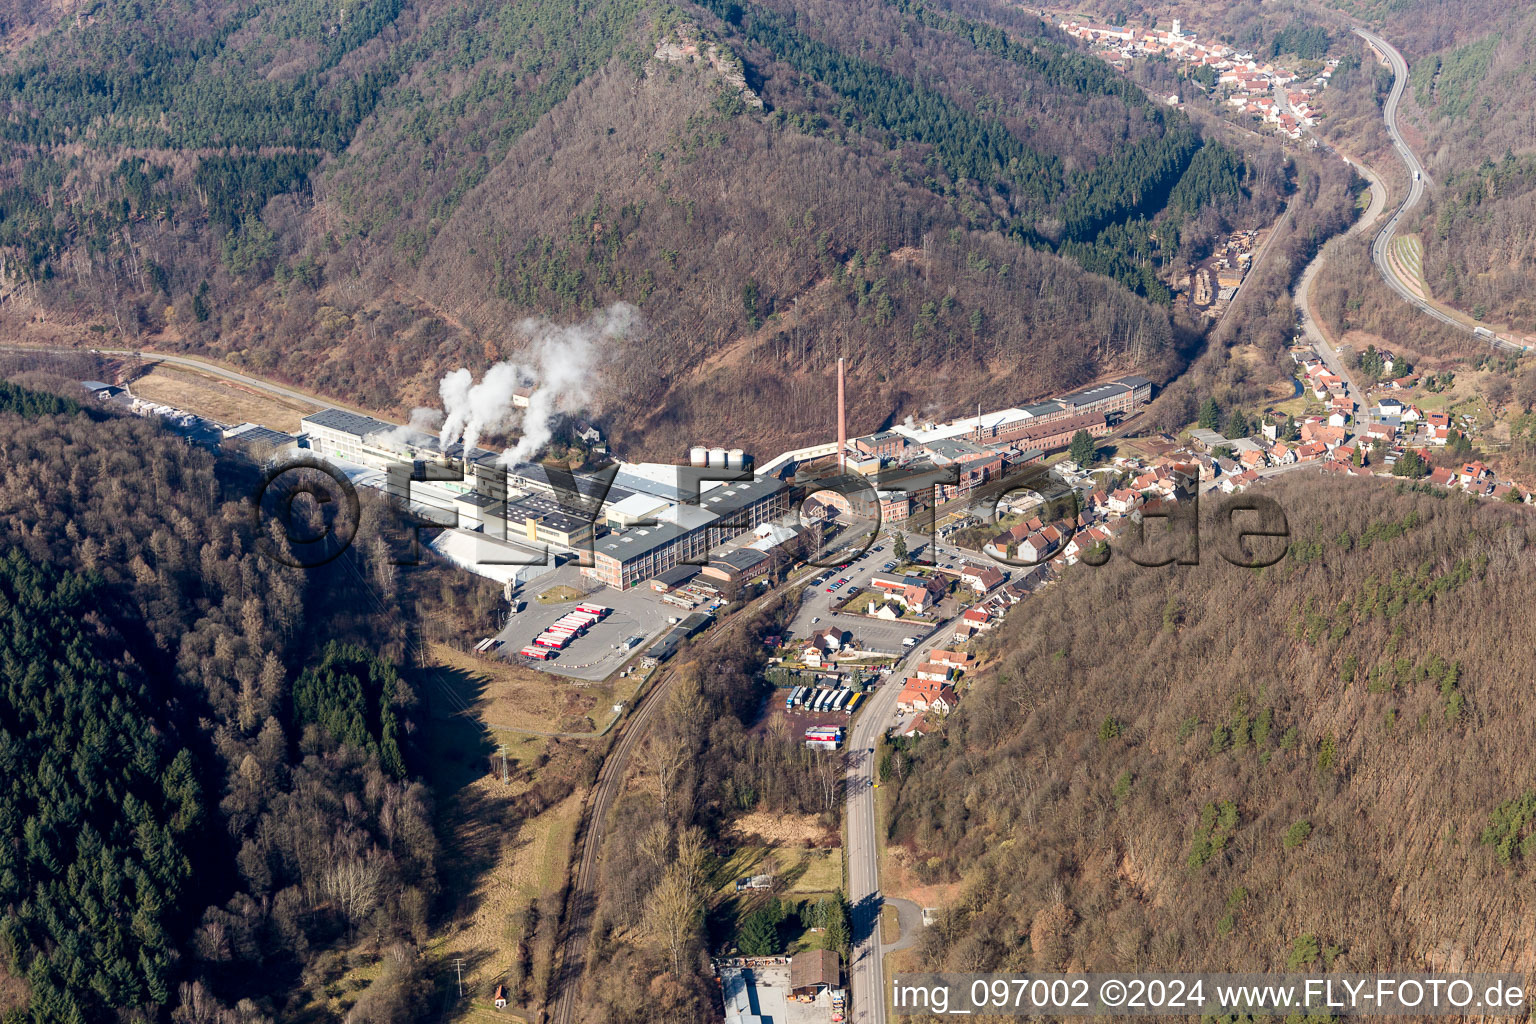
<box><xmin>726</xmin><ymin>448</ymin><xmax>746</xmax><ymax>469</ymax></box>
<box><xmin>708</xmin><ymin>447</ymin><xmax>728</xmax><ymax>467</ymax></box>
<box><xmin>689</xmin><ymin>446</ymin><xmax>708</xmax><ymax>467</ymax></box>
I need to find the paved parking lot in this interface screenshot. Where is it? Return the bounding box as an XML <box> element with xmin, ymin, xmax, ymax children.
<box><xmin>492</xmin><ymin>566</ymin><xmax>679</xmax><ymax>681</ymax></box>
<box><xmin>786</xmin><ymin>530</ymin><xmax>951</xmax><ymax>656</ymax></box>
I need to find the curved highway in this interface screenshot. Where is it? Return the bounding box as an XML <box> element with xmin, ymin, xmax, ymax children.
<box><xmin>1354</xmin><ymin>28</ymin><xmax>1525</xmax><ymax>352</ymax></box>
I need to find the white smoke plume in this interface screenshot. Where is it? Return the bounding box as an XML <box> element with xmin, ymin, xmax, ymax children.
<box><xmin>380</xmin><ymin>406</ymin><xmax>443</xmax><ymax>446</ymax></box>
<box><xmin>436</xmin><ymin>302</ymin><xmax>640</xmax><ymax>463</ymax></box>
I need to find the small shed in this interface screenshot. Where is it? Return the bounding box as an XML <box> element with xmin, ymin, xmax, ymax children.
<box><xmin>493</xmin><ymin>985</ymin><xmax>507</xmax><ymax>1009</ymax></box>
<box><xmin>789</xmin><ymin>948</ymin><xmax>840</xmax><ymax>997</ymax></box>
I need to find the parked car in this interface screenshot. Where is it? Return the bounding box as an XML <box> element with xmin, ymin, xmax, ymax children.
<box><xmin>811</xmin><ymin>616</ymin><xmax>821</xmax><ymax>624</ymax></box>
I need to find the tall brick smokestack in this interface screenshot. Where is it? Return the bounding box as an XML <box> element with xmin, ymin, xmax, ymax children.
<box><xmin>837</xmin><ymin>356</ymin><xmax>846</xmax><ymax>471</ymax></box>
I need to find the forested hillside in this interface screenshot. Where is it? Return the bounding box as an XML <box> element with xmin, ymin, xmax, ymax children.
<box><xmin>0</xmin><ymin>382</ymin><xmax>498</xmax><ymax>1021</ymax></box>
<box><xmin>887</xmin><ymin>476</ymin><xmax>1536</xmax><ymax>986</ymax></box>
<box><xmin>0</xmin><ymin>0</ymin><xmax>1286</xmax><ymax>456</ymax></box>
<box><xmin>523</xmin><ymin>591</ymin><xmax>869</xmax><ymax>1022</ymax></box>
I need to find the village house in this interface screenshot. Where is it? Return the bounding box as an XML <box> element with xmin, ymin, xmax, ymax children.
<box><xmin>1300</xmin><ymin>423</ymin><xmax>1346</xmax><ymax>449</ymax></box>
<box><xmin>870</xmin><ymin>573</ymin><xmax>947</xmax><ymax>613</ymax></box>
<box><xmin>1107</xmin><ymin>488</ymin><xmax>1139</xmax><ymax>514</ymax></box>
<box><xmin>1364</xmin><ymin>421</ymin><xmax>1398</xmax><ymax>444</ymax></box>
<box><xmin>898</xmin><ymin>582</ymin><xmax>938</xmax><ymax>613</ymax></box>
<box><xmin>789</xmin><ymin>950</ymin><xmax>842</xmax><ymax>999</ymax></box>
<box><xmin>897</xmin><ymin>677</ymin><xmax>960</xmax><ymax>714</ymax></box>
<box><xmin>814</xmin><ymin>626</ymin><xmax>850</xmax><ymax>651</ymax></box>
<box><xmin>929</xmin><ymin>649</ymin><xmax>974</xmax><ymax>671</ymax></box>
<box><xmin>960</xmin><ymin>606</ymin><xmax>994</xmax><ymax>631</ymax></box>
<box><xmin>957</xmin><ymin>562</ymin><xmax>1005</xmax><ymax>594</ymax></box>
<box><xmin>1063</xmin><ymin>525</ymin><xmax>1114</xmax><ymax>565</ymax></box>
<box><xmin>1018</xmin><ymin>524</ymin><xmax>1066</xmax><ymax>562</ymax></box>
<box><xmin>913</xmin><ymin>661</ymin><xmax>953</xmax><ymax>683</ymax></box>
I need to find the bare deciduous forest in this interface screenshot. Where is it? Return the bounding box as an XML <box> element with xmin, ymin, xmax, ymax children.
<box><xmin>0</xmin><ymin>0</ymin><xmax>1291</xmax><ymax>457</ymax></box>
<box><xmin>888</xmin><ymin>475</ymin><xmax>1536</xmax><ymax>994</ymax></box>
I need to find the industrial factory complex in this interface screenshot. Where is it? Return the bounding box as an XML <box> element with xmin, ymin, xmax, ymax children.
<box><xmin>287</xmin><ymin>369</ymin><xmax>1153</xmax><ymax>595</ymax></box>
<box><xmin>174</xmin><ymin>366</ymin><xmax>1154</xmax><ymax>606</ymax></box>
<box><xmin>73</xmin><ymin>361</ymin><xmax>1154</xmax><ymax>683</ymax></box>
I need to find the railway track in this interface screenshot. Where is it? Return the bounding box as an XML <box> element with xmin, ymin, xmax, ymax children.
<box><xmin>545</xmin><ymin>575</ymin><xmax>809</xmax><ymax>1024</ymax></box>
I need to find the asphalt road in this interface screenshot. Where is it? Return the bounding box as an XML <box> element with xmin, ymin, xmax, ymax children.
<box><xmin>0</xmin><ymin>344</ymin><xmax>378</xmax><ymax>415</ymax></box>
<box><xmin>842</xmin><ymin>580</ymin><xmax>1002</xmax><ymax>1024</ymax></box>
<box><xmin>1295</xmin><ymin>236</ymin><xmax>1368</xmax><ymax>439</ymax></box>
<box><xmin>1353</xmin><ymin>28</ymin><xmax>1525</xmax><ymax>353</ymax></box>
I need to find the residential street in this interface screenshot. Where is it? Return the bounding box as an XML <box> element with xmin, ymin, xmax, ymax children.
<box><xmin>1295</xmin><ymin>245</ymin><xmax>1367</xmax><ymax>441</ymax></box>
<box><xmin>841</xmin><ymin>566</ymin><xmax>997</xmax><ymax>1024</ymax></box>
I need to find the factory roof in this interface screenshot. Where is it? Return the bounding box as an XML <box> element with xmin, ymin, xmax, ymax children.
<box><xmin>224</xmin><ymin>422</ymin><xmax>297</xmax><ymax>443</ymax></box>
<box><xmin>222</xmin><ymin>424</ymin><xmax>299</xmax><ymax>452</ymax></box>
<box><xmin>922</xmin><ymin>437</ymin><xmax>992</xmax><ymax>463</ymax></box>
<box><xmin>506</xmin><ymin>492</ymin><xmax>579</xmax><ymax>519</ymax></box>
<box><xmin>611</xmin><ymin>461</ymin><xmax>749</xmax><ymax>502</ymax></box>
<box><xmin>655</xmin><ymin>502</ymin><xmax>719</xmax><ymax>531</ymax></box>
<box><xmin>853</xmin><ymin>430</ymin><xmax>906</xmax><ymax>446</ymax></box>
<box><xmin>1057</xmin><ymin>379</ymin><xmax>1137</xmax><ymax>407</ymax></box>
<box><xmin>593</xmin><ymin>520</ymin><xmax>695</xmax><ymax>561</ymax></box>
<box><xmin>606</xmin><ymin>492</ymin><xmax>671</xmax><ymax>522</ymax></box>
<box><xmin>1019</xmin><ymin>401</ymin><xmax>1065</xmax><ymax>418</ymax></box>
<box><xmin>534</xmin><ymin>509</ymin><xmax>597</xmax><ymax>535</ymax></box>
<box><xmin>454</xmin><ymin>490</ymin><xmax>502</xmax><ymax>510</ymax></box>
<box><xmin>748</xmin><ymin>524</ymin><xmax>799</xmax><ymax>551</ymax></box>
<box><xmin>892</xmin><ymin>408</ymin><xmax>1033</xmax><ymax>445</ymax></box>
<box><xmin>442</xmin><ymin>441</ymin><xmax>504</xmax><ymax>467</ymax></box>
<box><xmin>302</xmin><ymin>408</ymin><xmax>397</xmax><ymax>439</ymax></box>
<box><xmin>693</xmin><ymin>475</ymin><xmax>784</xmax><ymax>519</ymax></box>
<box><xmin>220</xmin><ymin>424</ymin><xmax>300</xmax><ymax>464</ymax></box>
<box><xmin>650</xmin><ymin>564</ymin><xmax>702</xmax><ymax>588</ymax></box>
<box><xmin>714</xmin><ymin>547</ymin><xmax>769</xmax><ymax>573</ymax></box>
<box><xmin>510</xmin><ymin>462</ymin><xmax>636</xmax><ymax>507</ymax></box>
